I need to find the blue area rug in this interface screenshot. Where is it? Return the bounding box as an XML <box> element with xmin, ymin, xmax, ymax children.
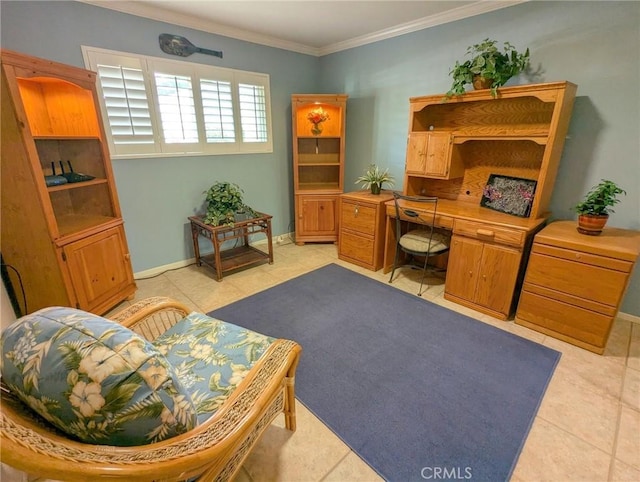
<box><xmin>211</xmin><ymin>264</ymin><xmax>560</xmax><ymax>482</ymax></box>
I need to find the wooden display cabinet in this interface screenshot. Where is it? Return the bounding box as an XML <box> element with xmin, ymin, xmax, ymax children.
<box><xmin>516</xmin><ymin>221</ymin><xmax>640</xmax><ymax>354</ymax></box>
<box><xmin>1</xmin><ymin>49</ymin><xmax>136</xmax><ymax>315</ymax></box>
<box><xmin>291</xmin><ymin>94</ymin><xmax>347</xmax><ymax>245</ymax></box>
<box><xmin>339</xmin><ymin>191</ymin><xmax>394</xmax><ymax>271</ymax></box>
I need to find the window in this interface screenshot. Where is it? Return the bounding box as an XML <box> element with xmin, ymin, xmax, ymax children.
<box><xmin>82</xmin><ymin>46</ymin><xmax>272</xmax><ymax>157</ymax></box>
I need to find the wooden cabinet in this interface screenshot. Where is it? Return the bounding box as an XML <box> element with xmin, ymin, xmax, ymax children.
<box><xmin>292</xmin><ymin>94</ymin><xmax>347</xmax><ymax>245</ymax></box>
<box><xmin>339</xmin><ymin>191</ymin><xmax>393</xmax><ymax>271</ymax></box>
<box><xmin>1</xmin><ymin>49</ymin><xmax>136</xmax><ymax>315</ymax></box>
<box><xmin>405</xmin><ymin>132</ymin><xmax>463</xmax><ymax>179</ymax></box>
<box><xmin>403</xmin><ymin>82</ymin><xmax>577</xmax><ymax>220</ymax></box>
<box><xmin>296</xmin><ymin>195</ymin><xmax>338</xmax><ymax>240</ymax></box>
<box><xmin>516</xmin><ymin>221</ymin><xmax>640</xmax><ymax>354</ymax></box>
<box><xmin>445</xmin><ymin>227</ymin><xmax>525</xmax><ymax>319</ymax></box>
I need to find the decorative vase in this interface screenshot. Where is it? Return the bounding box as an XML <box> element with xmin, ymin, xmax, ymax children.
<box><xmin>370</xmin><ymin>183</ymin><xmax>381</xmax><ymax>195</ymax></box>
<box><xmin>577</xmin><ymin>214</ymin><xmax>608</xmax><ymax>236</ymax></box>
<box><xmin>311</xmin><ymin>122</ymin><xmax>323</xmax><ymax>136</ymax></box>
<box><xmin>472</xmin><ymin>75</ymin><xmax>494</xmax><ymax>90</ymax></box>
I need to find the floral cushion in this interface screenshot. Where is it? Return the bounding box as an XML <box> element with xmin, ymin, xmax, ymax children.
<box><xmin>0</xmin><ymin>307</ymin><xmax>197</xmax><ymax>446</ymax></box>
<box><xmin>152</xmin><ymin>312</ymin><xmax>275</xmax><ymax>424</ymax></box>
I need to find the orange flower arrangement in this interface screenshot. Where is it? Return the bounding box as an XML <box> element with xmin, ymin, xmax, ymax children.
<box><xmin>307</xmin><ymin>107</ymin><xmax>330</xmax><ymax>135</ymax></box>
<box><xmin>307</xmin><ymin>107</ymin><xmax>330</xmax><ymax>125</ymax></box>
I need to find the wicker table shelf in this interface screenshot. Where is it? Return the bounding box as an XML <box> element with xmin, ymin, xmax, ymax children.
<box><xmin>188</xmin><ymin>214</ymin><xmax>273</xmax><ymax>281</ymax></box>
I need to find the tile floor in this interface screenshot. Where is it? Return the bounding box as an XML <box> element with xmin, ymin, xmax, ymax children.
<box><xmin>107</xmin><ymin>241</ymin><xmax>640</xmax><ymax>482</ymax></box>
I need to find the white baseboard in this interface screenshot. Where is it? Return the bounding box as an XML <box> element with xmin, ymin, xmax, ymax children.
<box><xmin>618</xmin><ymin>311</ymin><xmax>640</xmax><ymax>325</ymax></box>
<box><xmin>133</xmin><ymin>232</ymin><xmax>294</xmax><ymax>279</ymax></box>
<box><xmin>134</xmin><ymin>258</ymin><xmax>196</xmax><ymax>279</ymax></box>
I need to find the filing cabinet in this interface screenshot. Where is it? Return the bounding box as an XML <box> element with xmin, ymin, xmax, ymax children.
<box><xmin>515</xmin><ymin>220</ymin><xmax>640</xmax><ymax>354</ymax></box>
<box><xmin>339</xmin><ymin>191</ymin><xmax>394</xmax><ymax>271</ymax></box>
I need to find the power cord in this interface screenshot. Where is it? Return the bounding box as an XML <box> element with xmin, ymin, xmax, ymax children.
<box><xmin>1</xmin><ymin>262</ymin><xmax>27</xmax><ymax>317</ymax></box>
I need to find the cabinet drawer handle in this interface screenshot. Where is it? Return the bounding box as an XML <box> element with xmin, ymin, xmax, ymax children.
<box><xmin>354</xmin><ymin>205</ymin><xmax>359</xmax><ymax>217</ymax></box>
<box><xmin>476</xmin><ymin>229</ymin><xmax>495</xmax><ymax>237</ymax></box>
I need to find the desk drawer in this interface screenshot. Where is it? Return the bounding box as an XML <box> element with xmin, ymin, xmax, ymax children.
<box><xmin>532</xmin><ymin>244</ymin><xmax>633</xmax><ymax>273</ymax></box>
<box><xmin>524</xmin><ymin>252</ymin><xmax>629</xmax><ymax>307</ymax></box>
<box><xmin>339</xmin><ymin>231</ymin><xmax>374</xmax><ymax>266</ymax></box>
<box><xmin>454</xmin><ymin>219</ymin><xmax>525</xmax><ymax>247</ymax></box>
<box><xmin>384</xmin><ymin>204</ymin><xmax>453</xmax><ymax>230</ymax></box>
<box><xmin>517</xmin><ymin>290</ymin><xmax>612</xmax><ymax>348</ymax></box>
<box><xmin>341</xmin><ymin>200</ymin><xmax>377</xmax><ymax>236</ymax></box>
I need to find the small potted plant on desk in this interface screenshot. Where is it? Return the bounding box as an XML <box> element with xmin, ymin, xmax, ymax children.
<box><xmin>445</xmin><ymin>38</ymin><xmax>530</xmax><ymax>99</ymax></box>
<box><xmin>573</xmin><ymin>179</ymin><xmax>626</xmax><ymax>235</ymax></box>
<box><xmin>355</xmin><ymin>164</ymin><xmax>395</xmax><ymax>195</ymax></box>
<box><xmin>203</xmin><ymin>181</ymin><xmax>256</xmax><ymax>227</ymax></box>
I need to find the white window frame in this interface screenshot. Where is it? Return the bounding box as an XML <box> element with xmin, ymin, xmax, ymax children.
<box><xmin>82</xmin><ymin>45</ymin><xmax>273</xmax><ymax>158</ymax></box>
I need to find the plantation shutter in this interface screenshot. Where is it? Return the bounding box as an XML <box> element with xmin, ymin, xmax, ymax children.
<box><xmin>200</xmin><ymin>78</ymin><xmax>235</xmax><ymax>143</ymax></box>
<box><xmin>238</xmin><ymin>83</ymin><xmax>267</xmax><ymax>143</ymax></box>
<box><xmin>89</xmin><ymin>52</ymin><xmax>159</xmax><ymax>155</ymax></box>
<box><xmin>83</xmin><ymin>46</ymin><xmax>273</xmax><ymax>157</ymax></box>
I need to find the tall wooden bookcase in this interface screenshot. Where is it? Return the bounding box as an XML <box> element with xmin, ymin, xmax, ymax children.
<box><xmin>1</xmin><ymin>49</ymin><xmax>136</xmax><ymax>316</ymax></box>
<box><xmin>291</xmin><ymin>94</ymin><xmax>347</xmax><ymax>245</ymax></box>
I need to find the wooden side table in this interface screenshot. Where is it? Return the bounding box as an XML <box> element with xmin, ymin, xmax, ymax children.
<box><xmin>515</xmin><ymin>220</ymin><xmax>640</xmax><ymax>354</ymax></box>
<box><xmin>188</xmin><ymin>214</ymin><xmax>273</xmax><ymax>281</ymax></box>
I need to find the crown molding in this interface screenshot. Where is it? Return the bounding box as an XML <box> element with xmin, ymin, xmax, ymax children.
<box><xmin>77</xmin><ymin>0</ymin><xmax>321</xmax><ymax>55</ymax></box>
<box><xmin>319</xmin><ymin>0</ymin><xmax>528</xmax><ymax>56</ymax></box>
<box><xmin>78</xmin><ymin>0</ymin><xmax>527</xmax><ymax>57</ymax></box>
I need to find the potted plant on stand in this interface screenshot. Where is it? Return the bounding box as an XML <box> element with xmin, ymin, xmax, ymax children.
<box><xmin>355</xmin><ymin>164</ymin><xmax>395</xmax><ymax>195</ymax></box>
<box><xmin>203</xmin><ymin>181</ymin><xmax>256</xmax><ymax>227</ymax></box>
<box><xmin>573</xmin><ymin>179</ymin><xmax>626</xmax><ymax>235</ymax></box>
<box><xmin>445</xmin><ymin>38</ymin><xmax>530</xmax><ymax>99</ymax></box>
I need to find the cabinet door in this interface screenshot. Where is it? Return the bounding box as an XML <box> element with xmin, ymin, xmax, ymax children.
<box><xmin>445</xmin><ymin>235</ymin><xmax>483</xmax><ymax>301</ymax></box>
<box><xmin>297</xmin><ymin>195</ymin><xmax>337</xmax><ymax>237</ymax></box>
<box><xmin>474</xmin><ymin>243</ymin><xmax>521</xmax><ymax>315</ymax></box>
<box><xmin>405</xmin><ymin>133</ymin><xmax>428</xmax><ymax>174</ymax></box>
<box><xmin>423</xmin><ymin>132</ymin><xmax>453</xmax><ymax>178</ymax></box>
<box><xmin>406</xmin><ymin>132</ymin><xmax>454</xmax><ymax>178</ymax></box>
<box><xmin>63</xmin><ymin>226</ymin><xmax>134</xmax><ymax>312</ymax></box>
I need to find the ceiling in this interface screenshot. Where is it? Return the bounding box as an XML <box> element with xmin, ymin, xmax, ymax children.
<box><xmin>79</xmin><ymin>0</ymin><xmax>526</xmax><ymax>56</ymax></box>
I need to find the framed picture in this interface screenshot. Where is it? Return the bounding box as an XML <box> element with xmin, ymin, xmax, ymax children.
<box><xmin>481</xmin><ymin>174</ymin><xmax>537</xmax><ymax>218</ymax></box>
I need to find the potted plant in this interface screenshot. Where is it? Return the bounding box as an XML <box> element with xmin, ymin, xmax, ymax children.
<box><xmin>445</xmin><ymin>38</ymin><xmax>530</xmax><ymax>99</ymax></box>
<box><xmin>573</xmin><ymin>179</ymin><xmax>626</xmax><ymax>235</ymax></box>
<box><xmin>355</xmin><ymin>164</ymin><xmax>395</xmax><ymax>195</ymax></box>
<box><xmin>203</xmin><ymin>181</ymin><xmax>256</xmax><ymax>226</ymax></box>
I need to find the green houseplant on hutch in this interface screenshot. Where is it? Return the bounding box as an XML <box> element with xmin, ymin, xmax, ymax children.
<box><xmin>573</xmin><ymin>179</ymin><xmax>626</xmax><ymax>235</ymax></box>
<box><xmin>355</xmin><ymin>164</ymin><xmax>395</xmax><ymax>194</ymax></box>
<box><xmin>446</xmin><ymin>39</ymin><xmax>530</xmax><ymax>98</ymax></box>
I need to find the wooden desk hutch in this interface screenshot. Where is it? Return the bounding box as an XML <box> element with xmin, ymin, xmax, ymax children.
<box><xmin>385</xmin><ymin>81</ymin><xmax>577</xmax><ymax>319</ymax></box>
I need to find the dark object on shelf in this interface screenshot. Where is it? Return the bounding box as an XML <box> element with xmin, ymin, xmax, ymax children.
<box><xmin>44</xmin><ymin>161</ymin><xmax>67</xmax><ymax>187</ymax></box>
<box><xmin>481</xmin><ymin>174</ymin><xmax>537</xmax><ymax>218</ymax></box>
<box><xmin>159</xmin><ymin>34</ymin><xmax>223</xmax><ymax>59</ymax></box>
<box><xmin>59</xmin><ymin>160</ymin><xmax>95</xmax><ymax>183</ymax></box>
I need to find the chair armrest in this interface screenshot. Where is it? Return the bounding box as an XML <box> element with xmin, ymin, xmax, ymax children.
<box><xmin>109</xmin><ymin>297</ymin><xmax>192</xmax><ymax>341</ymax></box>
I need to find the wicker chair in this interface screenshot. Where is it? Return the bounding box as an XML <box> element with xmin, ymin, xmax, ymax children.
<box><xmin>0</xmin><ymin>297</ymin><xmax>302</xmax><ymax>482</ymax></box>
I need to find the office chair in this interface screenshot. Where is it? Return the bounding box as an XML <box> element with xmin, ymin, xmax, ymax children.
<box><xmin>388</xmin><ymin>192</ymin><xmax>450</xmax><ymax>296</ymax></box>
